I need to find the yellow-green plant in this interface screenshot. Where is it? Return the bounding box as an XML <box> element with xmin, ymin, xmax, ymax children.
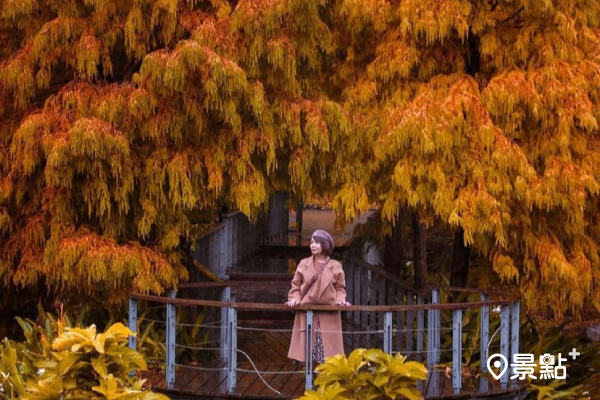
<box><xmin>25</xmin><ymin>323</ymin><xmax>168</xmax><ymax>399</ymax></box>
<box><xmin>0</xmin><ymin>306</ymin><xmax>73</xmax><ymax>399</ymax></box>
<box><xmin>299</xmin><ymin>349</ymin><xmax>428</xmax><ymax>400</ymax></box>
<box><xmin>0</xmin><ymin>310</ymin><xmax>169</xmax><ymax>400</ymax></box>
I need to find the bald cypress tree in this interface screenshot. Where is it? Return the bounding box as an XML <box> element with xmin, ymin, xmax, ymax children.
<box><xmin>1</xmin><ymin>0</ymin><xmax>599</xmax><ymax>323</ymax></box>
<box><xmin>0</xmin><ymin>0</ymin><xmax>354</xmax><ymax>324</ymax></box>
<box><xmin>332</xmin><ymin>0</ymin><xmax>600</xmax><ymax>317</ymax></box>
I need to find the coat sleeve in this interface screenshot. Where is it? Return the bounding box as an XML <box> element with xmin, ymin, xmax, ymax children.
<box><xmin>333</xmin><ymin>264</ymin><xmax>347</xmax><ymax>303</ymax></box>
<box><xmin>288</xmin><ymin>262</ymin><xmax>304</xmax><ymax>302</ymax></box>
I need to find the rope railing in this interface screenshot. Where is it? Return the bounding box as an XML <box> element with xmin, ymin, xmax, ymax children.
<box><xmin>175</xmin><ymin>363</ymin><xmax>227</xmax><ymax>372</ymax></box>
<box><xmin>175</xmin><ymin>341</ymin><xmax>223</xmax><ymax>350</ymax></box>
<box><xmin>130</xmin><ymin>292</ymin><xmax>518</xmax><ymax>311</ymax></box>
<box><xmin>129</xmin><ymin>278</ymin><xmax>521</xmax><ymax>396</ymax></box>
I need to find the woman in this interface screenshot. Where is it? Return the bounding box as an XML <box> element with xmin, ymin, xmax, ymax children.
<box><xmin>285</xmin><ymin>229</ymin><xmax>351</xmax><ymax>364</ymax></box>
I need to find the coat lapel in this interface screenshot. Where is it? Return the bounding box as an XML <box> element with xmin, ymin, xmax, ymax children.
<box><xmin>316</xmin><ymin>261</ymin><xmax>334</xmax><ymax>300</ymax></box>
<box><xmin>301</xmin><ymin>257</ymin><xmax>316</xmax><ymax>300</ymax></box>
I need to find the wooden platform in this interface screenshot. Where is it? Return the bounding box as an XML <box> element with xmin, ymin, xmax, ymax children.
<box><xmin>146</xmin><ymin>319</ymin><xmax>524</xmax><ymax>399</ymax></box>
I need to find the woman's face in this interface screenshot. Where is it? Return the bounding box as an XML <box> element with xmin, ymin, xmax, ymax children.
<box><xmin>310</xmin><ymin>238</ymin><xmax>323</xmax><ymax>255</ymax></box>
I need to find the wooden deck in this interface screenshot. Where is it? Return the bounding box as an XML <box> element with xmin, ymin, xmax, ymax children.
<box><xmin>145</xmin><ymin>319</ymin><xmax>524</xmax><ymax>399</ymax></box>
<box><xmin>135</xmin><ymin>209</ymin><xmax>525</xmax><ymax>399</ymax></box>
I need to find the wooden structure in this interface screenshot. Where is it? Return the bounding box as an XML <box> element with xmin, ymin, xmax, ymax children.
<box><xmin>192</xmin><ymin>192</ymin><xmax>289</xmax><ymax>280</ymax></box>
<box><xmin>129</xmin><ymin>261</ymin><xmax>524</xmax><ymax>399</ymax></box>
<box><xmin>129</xmin><ymin>195</ymin><xmax>524</xmax><ymax>398</ymax></box>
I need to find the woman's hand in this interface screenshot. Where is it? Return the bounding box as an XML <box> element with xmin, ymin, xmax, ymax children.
<box><xmin>285</xmin><ymin>299</ymin><xmax>299</xmax><ymax>307</ymax></box>
<box><xmin>336</xmin><ymin>301</ymin><xmax>351</xmax><ymax>306</ymax></box>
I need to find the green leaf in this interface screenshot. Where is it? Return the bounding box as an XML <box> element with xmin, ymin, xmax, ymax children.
<box><xmin>92</xmin><ymin>355</ymin><xmax>108</xmax><ymax>379</ymax></box>
<box><xmin>372</xmin><ymin>374</ymin><xmax>390</xmax><ymax>388</ymax></box>
<box><xmin>402</xmin><ymin>361</ymin><xmax>429</xmax><ymax>380</ymax></box>
<box><xmin>58</xmin><ymin>353</ymin><xmax>85</xmax><ymax>376</ymax></box>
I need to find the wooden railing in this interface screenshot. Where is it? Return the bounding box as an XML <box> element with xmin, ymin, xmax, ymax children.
<box><xmin>129</xmin><ymin>279</ymin><xmax>520</xmax><ymax>397</ymax></box>
<box><xmin>192</xmin><ymin>192</ymin><xmax>289</xmax><ymax>279</ymax></box>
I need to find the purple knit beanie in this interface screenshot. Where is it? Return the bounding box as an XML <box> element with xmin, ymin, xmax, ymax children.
<box><xmin>312</xmin><ymin>229</ymin><xmax>334</xmax><ymax>251</ymax></box>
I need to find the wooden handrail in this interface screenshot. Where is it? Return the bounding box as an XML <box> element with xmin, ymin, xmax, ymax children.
<box><xmin>346</xmin><ymin>257</ymin><xmax>520</xmax><ymax>300</ymax></box>
<box><xmin>345</xmin><ymin>256</ymin><xmax>422</xmax><ymax>296</ymax></box>
<box><xmin>431</xmin><ymin>285</ymin><xmax>521</xmax><ymax>299</ymax></box>
<box><xmin>130</xmin><ymin>292</ymin><xmax>518</xmax><ymax>312</ymax></box>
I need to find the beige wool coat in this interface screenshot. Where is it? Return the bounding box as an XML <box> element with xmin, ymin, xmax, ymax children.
<box><xmin>287</xmin><ymin>256</ymin><xmax>347</xmax><ymax>362</ymax></box>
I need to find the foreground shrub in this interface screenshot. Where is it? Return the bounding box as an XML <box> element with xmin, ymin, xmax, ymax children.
<box><xmin>0</xmin><ymin>309</ymin><xmax>168</xmax><ymax>399</ymax></box>
<box><xmin>299</xmin><ymin>348</ymin><xmax>428</xmax><ymax>400</ymax></box>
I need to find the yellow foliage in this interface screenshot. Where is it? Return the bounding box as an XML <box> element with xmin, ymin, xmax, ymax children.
<box><xmin>1</xmin><ymin>0</ymin><xmax>599</xmax><ymax>321</ymax></box>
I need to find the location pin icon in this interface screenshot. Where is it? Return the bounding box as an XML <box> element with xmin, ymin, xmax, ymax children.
<box><xmin>487</xmin><ymin>354</ymin><xmax>508</xmax><ymax>380</ymax></box>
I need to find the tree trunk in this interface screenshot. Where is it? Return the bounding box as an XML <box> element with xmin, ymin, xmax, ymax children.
<box><xmin>296</xmin><ymin>197</ymin><xmax>303</xmax><ymax>233</ymax></box>
<box><xmin>383</xmin><ymin>212</ymin><xmax>403</xmax><ymax>275</ymax></box>
<box><xmin>412</xmin><ymin>213</ymin><xmax>428</xmax><ymax>290</ymax></box>
<box><xmin>450</xmin><ymin>228</ymin><xmax>470</xmax><ymax>287</ymax></box>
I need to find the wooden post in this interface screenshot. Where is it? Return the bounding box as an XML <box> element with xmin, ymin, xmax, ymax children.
<box><xmin>209</xmin><ymin>231</ymin><xmax>216</xmax><ymax>275</ymax></box>
<box><xmin>225</xmin><ymin>215</ymin><xmax>232</xmax><ymax>274</ymax></box>
<box><xmin>218</xmin><ymin>225</ymin><xmax>227</xmax><ymax>278</ymax></box>
<box><xmin>220</xmin><ymin>287</ymin><xmax>231</xmax><ymax>359</ymax></box>
<box><xmin>417</xmin><ymin>296</ymin><xmax>425</xmax><ymax>362</ymax></box>
<box><xmin>500</xmin><ymin>305</ymin><xmax>510</xmax><ymax>389</ymax></box>
<box><xmin>427</xmin><ymin>289</ymin><xmax>440</xmax><ymax>366</ymax></box>
<box><xmin>426</xmin><ymin>300</ymin><xmax>433</xmax><ymax>366</ymax></box>
<box><xmin>434</xmin><ymin>290</ymin><xmax>441</xmax><ymax>365</ymax></box>
<box><xmin>383</xmin><ymin>311</ymin><xmax>393</xmax><ymax>354</ymax></box>
<box><xmin>305</xmin><ymin>310</ymin><xmax>314</xmax><ymax>390</ymax></box>
<box><xmin>480</xmin><ymin>293</ymin><xmax>490</xmax><ymax>373</ymax></box>
<box><xmin>128</xmin><ymin>297</ymin><xmax>137</xmax><ymax>350</ymax></box>
<box><xmin>406</xmin><ymin>294</ymin><xmax>414</xmax><ymax>355</ymax></box>
<box><xmin>511</xmin><ymin>301</ymin><xmax>520</xmax><ymax>381</ymax></box>
<box><xmin>366</xmin><ymin>270</ymin><xmax>374</xmax><ymax>345</ymax></box>
<box><xmin>427</xmin><ymin>369</ymin><xmax>440</xmax><ymax>397</ymax></box>
<box><xmin>166</xmin><ymin>289</ymin><xmax>176</xmax><ymax>390</ymax></box>
<box><xmin>226</xmin><ymin>304</ymin><xmax>238</xmax><ymax>393</ymax></box>
<box><xmin>396</xmin><ymin>287</ymin><xmax>404</xmax><ymax>354</ymax></box>
<box><xmin>375</xmin><ymin>275</ymin><xmax>382</xmax><ymax>332</ymax></box>
<box><xmin>353</xmin><ymin>262</ymin><xmax>361</xmax><ymax>326</ymax></box>
<box><xmin>452</xmin><ymin>309</ymin><xmax>463</xmax><ymax>393</ymax></box>
<box><xmin>232</xmin><ymin>214</ymin><xmax>239</xmax><ymax>266</ymax></box>
<box><xmin>344</xmin><ymin>255</ymin><xmax>353</xmax><ymax>321</ymax></box>
<box><xmin>360</xmin><ymin>268</ymin><xmax>369</xmax><ymax>338</ymax></box>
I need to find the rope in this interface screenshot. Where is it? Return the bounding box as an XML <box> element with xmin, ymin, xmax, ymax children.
<box><xmin>236</xmin><ymin>368</ymin><xmax>304</xmax><ymax>375</ymax></box>
<box><xmin>321</xmin><ymin>329</ymin><xmax>383</xmax><ymax>334</ymax></box>
<box><xmin>175</xmin><ymin>342</ymin><xmax>223</xmax><ymax>351</ymax></box>
<box><xmin>394</xmin><ymin>350</ymin><xmax>429</xmax><ymax>356</ymax></box>
<box><xmin>486</xmin><ymin>326</ymin><xmax>502</xmax><ymax>362</ymax></box>
<box><xmin>236</xmin><ymin>349</ymin><xmax>283</xmax><ymax>396</ymax></box>
<box><xmin>177</xmin><ymin>322</ymin><xmax>223</xmax><ymax>328</ymax></box>
<box><xmin>237</xmin><ymin>326</ymin><xmax>295</xmax><ymax>333</ymax></box>
<box><xmin>396</xmin><ymin>348</ymin><xmax>455</xmax><ymax>355</ymax></box>
<box><xmin>175</xmin><ymin>363</ymin><xmax>226</xmax><ymax>372</ymax></box>
<box><xmin>392</xmin><ymin>327</ymin><xmax>454</xmax><ymax>333</ymax></box>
